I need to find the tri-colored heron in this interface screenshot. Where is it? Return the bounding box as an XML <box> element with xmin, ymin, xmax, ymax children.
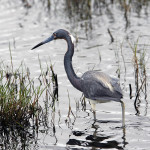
<box><xmin>32</xmin><ymin>29</ymin><xmax>125</xmax><ymax>127</ymax></box>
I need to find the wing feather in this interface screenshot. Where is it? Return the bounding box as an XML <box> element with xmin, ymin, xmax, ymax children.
<box><xmin>81</xmin><ymin>71</ymin><xmax>122</xmax><ymax>102</ymax></box>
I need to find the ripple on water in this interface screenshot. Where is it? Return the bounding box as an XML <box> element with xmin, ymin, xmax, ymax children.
<box><xmin>0</xmin><ymin>0</ymin><xmax>150</xmax><ymax>149</ymax></box>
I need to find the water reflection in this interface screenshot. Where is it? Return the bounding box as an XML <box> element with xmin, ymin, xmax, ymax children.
<box><xmin>64</xmin><ymin>0</ymin><xmax>150</xmax><ymax>34</ymax></box>
<box><xmin>1</xmin><ymin>0</ymin><xmax>150</xmax><ymax>149</ymax></box>
<box><xmin>65</xmin><ymin>0</ymin><xmax>92</xmax><ymax>39</ymax></box>
<box><xmin>0</xmin><ymin>124</ymin><xmax>38</xmax><ymax>149</ymax></box>
<box><xmin>0</xmin><ymin>98</ymin><xmax>58</xmax><ymax>149</ymax></box>
<box><xmin>67</xmin><ymin>123</ymin><xmax>127</xmax><ymax>149</ymax></box>
<box><xmin>11</xmin><ymin>0</ymin><xmax>150</xmax><ymax>40</ymax></box>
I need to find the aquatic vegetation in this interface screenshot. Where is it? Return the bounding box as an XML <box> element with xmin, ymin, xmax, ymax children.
<box><xmin>129</xmin><ymin>39</ymin><xmax>148</xmax><ymax>115</ymax></box>
<box><xmin>0</xmin><ymin>49</ymin><xmax>58</xmax><ymax>129</ymax></box>
<box><xmin>1</xmin><ymin>0</ymin><xmax>150</xmax><ymax>149</ymax></box>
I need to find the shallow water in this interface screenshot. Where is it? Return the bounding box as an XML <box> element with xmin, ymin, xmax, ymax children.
<box><xmin>0</xmin><ymin>0</ymin><xmax>150</xmax><ymax>149</ymax></box>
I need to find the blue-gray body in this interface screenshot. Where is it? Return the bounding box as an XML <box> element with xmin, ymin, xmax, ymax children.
<box><xmin>81</xmin><ymin>71</ymin><xmax>122</xmax><ymax>102</ymax></box>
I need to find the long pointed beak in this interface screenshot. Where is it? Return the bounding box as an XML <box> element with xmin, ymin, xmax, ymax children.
<box><xmin>31</xmin><ymin>35</ymin><xmax>54</xmax><ymax>50</ymax></box>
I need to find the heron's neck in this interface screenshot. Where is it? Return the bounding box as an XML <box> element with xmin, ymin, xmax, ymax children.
<box><xmin>64</xmin><ymin>36</ymin><xmax>82</xmax><ymax>92</ymax></box>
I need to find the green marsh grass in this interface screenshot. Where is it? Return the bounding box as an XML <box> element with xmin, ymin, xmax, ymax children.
<box><xmin>0</xmin><ymin>51</ymin><xmax>58</xmax><ymax>129</ymax></box>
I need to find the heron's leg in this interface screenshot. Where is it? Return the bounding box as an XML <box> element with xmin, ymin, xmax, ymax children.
<box><xmin>120</xmin><ymin>100</ymin><xmax>125</xmax><ymax>127</ymax></box>
<box><xmin>90</xmin><ymin>102</ymin><xmax>96</xmax><ymax>121</ymax></box>
<box><xmin>93</xmin><ymin>110</ymin><xmax>96</xmax><ymax>121</ymax></box>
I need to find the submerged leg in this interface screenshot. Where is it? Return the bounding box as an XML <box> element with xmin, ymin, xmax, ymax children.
<box><xmin>120</xmin><ymin>100</ymin><xmax>125</xmax><ymax>127</ymax></box>
<box><xmin>90</xmin><ymin>102</ymin><xmax>96</xmax><ymax>121</ymax></box>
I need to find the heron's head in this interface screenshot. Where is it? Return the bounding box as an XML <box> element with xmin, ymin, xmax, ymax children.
<box><xmin>31</xmin><ymin>29</ymin><xmax>75</xmax><ymax>50</ymax></box>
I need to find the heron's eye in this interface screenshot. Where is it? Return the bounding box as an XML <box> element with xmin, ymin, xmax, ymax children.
<box><xmin>53</xmin><ymin>33</ymin><xmax>57</xmax><ymax>39</ymax></box>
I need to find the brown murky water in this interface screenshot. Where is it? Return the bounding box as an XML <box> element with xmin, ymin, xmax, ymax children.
<box><xmin>0</xmin><ymin>0</ymin><xmax>150</xmax><ymax>149</ymax></box>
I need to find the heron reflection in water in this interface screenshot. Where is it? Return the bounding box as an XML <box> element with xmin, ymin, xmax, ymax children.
<box><xmin>32</xmin><ymin>29</ymin><xmax>125</xmax><ymax>127</ymax></box>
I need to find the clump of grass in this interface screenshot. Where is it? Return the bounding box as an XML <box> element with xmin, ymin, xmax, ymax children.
<box><xmin>129</xmin><ymin>38</ymin><xmax>148</xmax><ymax>115</ymax></box>
<box><xmin>0</xmin><ymin>51</ymin><xmax>57</xmax><ymax>129</ymax></box>
<box><xmin>0</xmin><ymin>62</ymin><xmax>42</xmax><ymax>127</ymax></box>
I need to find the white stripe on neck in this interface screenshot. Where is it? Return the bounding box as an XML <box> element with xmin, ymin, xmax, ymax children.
<box><xmin>69</xmin><ymin>34</ymin><xmax>75</xmax><ymax>44</ymax></box>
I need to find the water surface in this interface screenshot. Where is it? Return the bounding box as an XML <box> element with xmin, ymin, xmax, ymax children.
<box><xmin>0</xmin><ymin>0</ymin><xmax>150</xmax><ymax>149</ymax></box>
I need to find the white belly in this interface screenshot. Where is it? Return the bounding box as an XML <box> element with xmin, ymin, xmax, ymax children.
<box><xmin>87</xmin><ymin>99</ymin><xmax>111</xmax><ymax>104</ymax></box>
<box><xmin>87</xmin><ymin>99</ymin><xmax>111</xmax><ymax>111</ymax></box>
